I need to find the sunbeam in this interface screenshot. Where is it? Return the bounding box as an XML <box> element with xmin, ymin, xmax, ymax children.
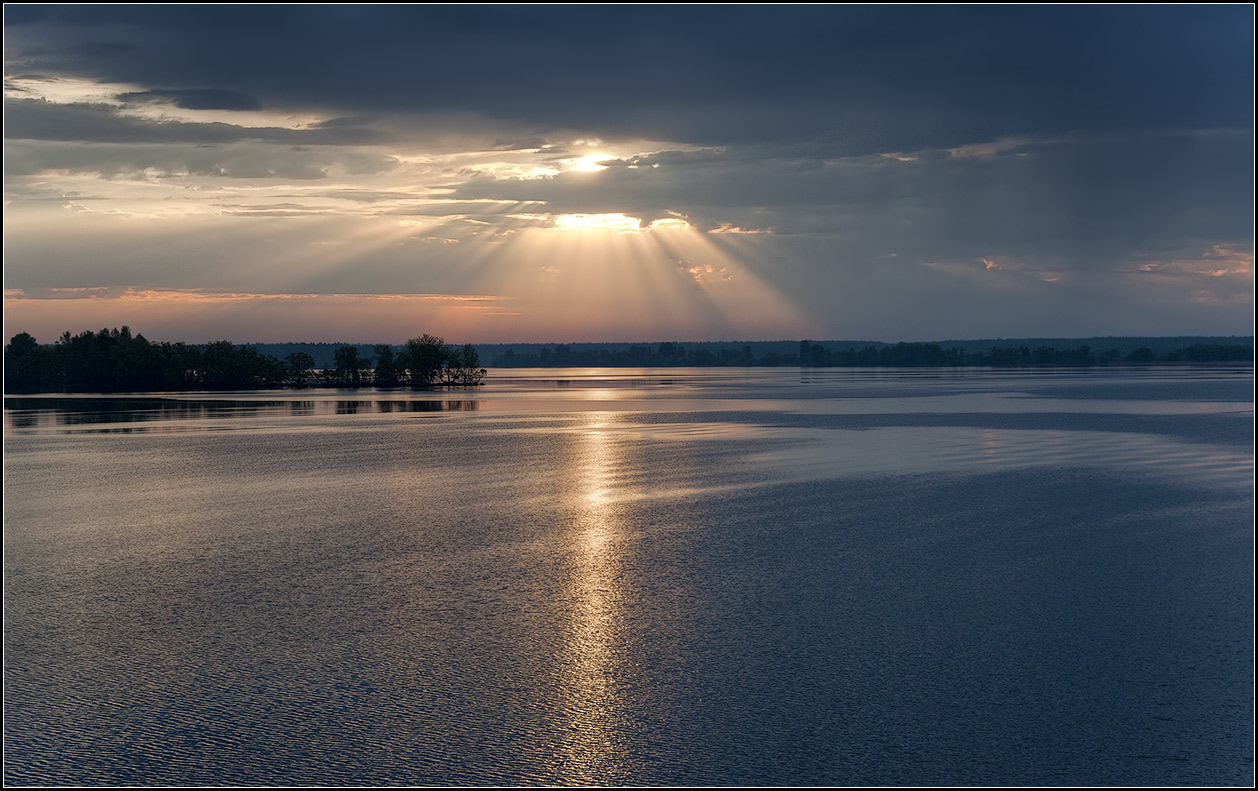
<box><xmin>432</xmin><ymin>212</ymin><xmax>812</xmax><ymax>341</ymax></box>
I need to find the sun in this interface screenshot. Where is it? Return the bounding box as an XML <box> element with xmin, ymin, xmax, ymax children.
<box><xmin>553</xmin><ymin>213</ymin><xmax>643</xmax><ymax>232</ymax></box>
<box><xmin>566</xmin><ymin>153</ymin><xmax>611</xmax><ymax>173</ymax></box>
<box><xmin>551</xmin><ymin>214</ymin><xmax>697</xmax><ymax>233</ymax></box>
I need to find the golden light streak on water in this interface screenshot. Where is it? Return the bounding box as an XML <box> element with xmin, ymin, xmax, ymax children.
<box><xmin>551</xmin><ymin>411</ymin><xmax>630</xmax><ymax>783</ymax></box>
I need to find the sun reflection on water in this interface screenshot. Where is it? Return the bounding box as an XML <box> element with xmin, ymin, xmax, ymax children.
<box><xmin>550</xmin><ymin>411</ymin><xmax>630</xmax><ymax>783</ymax></box>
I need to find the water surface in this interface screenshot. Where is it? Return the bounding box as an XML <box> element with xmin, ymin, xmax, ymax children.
<box><xmin>4</xmin><ymin>367</ymin><xmax>1253</xmax><ymax>785</ymax></box>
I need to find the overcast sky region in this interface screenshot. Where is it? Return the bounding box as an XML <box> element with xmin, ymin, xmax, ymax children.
<box><xmin>3</xmin><ymin>5</ymin><xmax>1254</xmax><ymax>343</ymax></box>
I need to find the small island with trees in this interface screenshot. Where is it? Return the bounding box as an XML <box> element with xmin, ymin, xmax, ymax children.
<box><xmin>3</xmin><ymin>329</ymin><xmax>485</xmax><ymax>394</ymax></box>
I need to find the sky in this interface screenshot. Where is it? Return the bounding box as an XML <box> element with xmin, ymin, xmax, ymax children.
<box><xmin>3</xmin><ymin>5</ymin><xmax>1254</xmax><ymax>344</ymax></box>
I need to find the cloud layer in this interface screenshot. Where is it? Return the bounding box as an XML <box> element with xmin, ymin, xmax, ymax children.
<box><xmin>4</xmin><ymin>6</ymin><xmax>1253</xmax><ymax>342</ymax></box>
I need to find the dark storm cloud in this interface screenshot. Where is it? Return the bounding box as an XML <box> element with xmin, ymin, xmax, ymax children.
<box><xmin>456</xmin><ymin>132</ymin><xmax>1252</xmax><ymax>213</ymax></box>
<box><xmin>449</xmin><ymin>129</ymin><xmax>1253</xmax><ymax>268</ymax></box>
<box><xmin>6</xmin><ymin>6</ymin><xmax>1251</xmax><ymax>150</ymax></box>
<box><xmin>4</xmin><ymin>4</ymin><xmax>1251</xmax><ymax>343</ymax></box>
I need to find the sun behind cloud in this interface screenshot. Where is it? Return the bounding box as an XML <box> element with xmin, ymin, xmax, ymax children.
<box><xmin>553</xmin><ymin>213</ymin><xmax>644</xmax><ymax>232</ymax></box>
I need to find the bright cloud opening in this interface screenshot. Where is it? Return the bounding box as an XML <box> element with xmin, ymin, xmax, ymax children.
<box><xmin>566</xmin><ymin>153</ymin><xmax>611</xmax><ymax>173</ymax></box>
<box><xmin>554</xmin><ymin>213</ymin><xmax>643</xmax><ymax>232</ymax></box>
<box><xmin>648</xmin><ymin>217</ymin><xmax>692</xmax><ymax>231</ymax></box>
<box><xmin>552</xmin><ymin>214</ymin><xmax>694</xmax><ymax>233</ymax></box>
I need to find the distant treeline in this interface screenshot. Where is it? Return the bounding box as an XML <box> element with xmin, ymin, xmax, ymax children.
<box><xmin>251</xmin><ymin>336</ymin><xmax>1253</xmax><ymax>369</ymax></box>
<box><xmin>3</xmin><ymin>328</ymin><xmax>485</xmax><ymax>394</ymax></box>
<box><xmin>4</xmin><ymin>328</ymin><xmax>1251</xmax><ymax>394</ymax></box>
<box><xmin>491</xmin><ymin>340</ymin><xmax>1253</xmax><ymax>368</ymax></box>
<box><xmin>493</xmin><ymin>341</ymin><xmax>790</xmax><ymax>367</ymax></box>
<box><xmin>799</xmin><ymin>341</ymin><xmax>1253</xmax><ymax>367</ymax></box>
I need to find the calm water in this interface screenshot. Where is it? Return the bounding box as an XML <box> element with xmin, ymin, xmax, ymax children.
<box><xmin>4</xmin><ymin>367</ymin><xmax>1254</xmax><ymax>786</ymax></box>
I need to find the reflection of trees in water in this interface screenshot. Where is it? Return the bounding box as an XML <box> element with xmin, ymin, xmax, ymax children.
<box><xmin>336</xmin><ymin>401</ymin><xmax>361</xmax><ymax>415</ymax></box>
<box><xmin>3</xmin><ymin>396</ymin><xmax>483</xmax><ymax>432</ymax></box>
<box><xmin>376</xmin><ymin>400</ymin><xmax>480</xmax><ymax>412</ymax></box>
<box><xmin>341</xmin><ymin>399</ymin><xmax>482</xmax><ymax>414</ymax></box>
<box><xmin>7</xmin><ymin>411</ymin><xmax>40</xmax><ymax>429</ymax></box>
<box><xmin>3</xmin><ymin>397</ymin><xmax>287</xmax><ymax>427</ymax></box>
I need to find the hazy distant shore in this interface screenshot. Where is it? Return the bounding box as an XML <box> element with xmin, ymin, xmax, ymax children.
<box><xmin>3</xmin><ymin>328</ymin><xmax>1252</xmax><ymax>394</ymax></box>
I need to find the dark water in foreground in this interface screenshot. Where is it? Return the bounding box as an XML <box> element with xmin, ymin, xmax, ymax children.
<box><xmin>4</xmin><ymin>367</ymin><xmax>1254</xmax><ymax>786</ymax></box>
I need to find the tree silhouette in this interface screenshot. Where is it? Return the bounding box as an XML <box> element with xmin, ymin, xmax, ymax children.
<box><xmin>285</xmin><ymin>352</ymin><xmax>316</xmax><ymax>386</ymax></box>
<box><xmin>373</xmin><ymin>343</ymin><xmax>401</xmax><ymax>387</ymax></box>
<box><xmin>333</xmin><ymin>345</ymin><xmax>368</xmax><ymax>387</ymax></box>
<box><xmin>404</xmin><ymin>333</ymin><xmax>447</xmax><ymax>387</ymax></box>
<box><xmin>445</xmin><ymin>343</ymin><xmax>486</xmax><ymax>386</ymax></box>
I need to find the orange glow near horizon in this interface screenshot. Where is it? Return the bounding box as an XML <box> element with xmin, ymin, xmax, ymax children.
<box><xmin>1</xmin><ymin>289</ymin><xmax>518</xmax><ymax>344</ymax></box>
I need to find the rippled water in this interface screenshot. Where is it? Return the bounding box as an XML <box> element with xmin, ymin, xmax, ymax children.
<box><xmin>4</xmin><ymin>367</ymin><xmax>1254</xmax><ymax>785</ymax></box>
